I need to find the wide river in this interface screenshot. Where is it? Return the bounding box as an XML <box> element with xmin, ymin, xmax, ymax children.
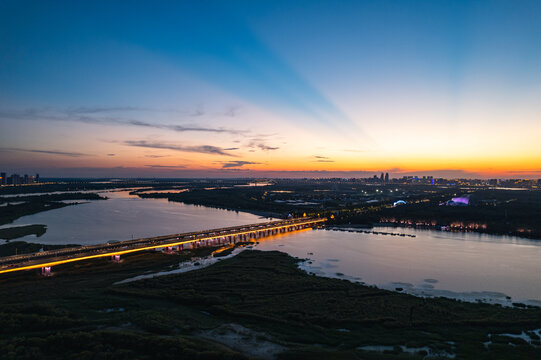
<box><xmin>3</xmin><ymin>190</ymin><xmax>541</xmax><ymax>306</ymax></box>
<box><xmin>1</xmin><ymin>190</ymin><xmax>271</xmax><ymax>244</ymax></box>
<box><xmin>254</xmin><ymin>227</ymin><xmax>541</xmax><ymax>306</ymax></box>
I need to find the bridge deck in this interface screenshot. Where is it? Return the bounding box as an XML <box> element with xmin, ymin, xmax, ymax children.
<box><xmin>0</xmin><ymin>217</ymin><xmax>326</xmax><ymax>274</ymax></box>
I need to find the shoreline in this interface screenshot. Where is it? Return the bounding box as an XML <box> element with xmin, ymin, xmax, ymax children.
<box><xmin>109</xmin><ymin>240</ymin><xmax>541</xmax><ymax>309</ymax></box>
<box><xmin>374</xmin><ymin>222</ymin><xmax>541</xmax><ymax>241</ymax></box>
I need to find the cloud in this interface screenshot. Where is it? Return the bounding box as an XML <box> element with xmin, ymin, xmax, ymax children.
<box><xmin>221</xmin><ymin>168</ymin><xmax>251</xmax><ymax>172</ymax></box>
<box><xmin>310</xmin><ymin>155</ymin><xmax>334</xmax><ymax>163</ymax></box>
<box><xmin>1</xmin><ymin>147</ymin><xmax>89</xmax><ymax>157</ymax></box>
<box><xmin>190</xmin><ymin>107</ymin><xmax>205</xmax><ymax>117</ymax></box>
<box><xmin>107</xmin><ymin>153</ymin><xmax>116</xmax><ymax>156</ymax></box>
<box><xmin>144</xmin><ymin>154</ymin><xmax>170</xmax><ymax>158</ymax></box>
<box><xmin>144</xmin><ymin>164</ymin><xmax>187</xmax><ymax>168</ymax></box>
<box><xmin>223</xmin><ymin>147</ymin><xmax>240</xmax><ymax>151</ymax></box>
<box><xmin>67</xmin><ymin>106</ymin><xmax>150</xmax><ymax>114</ymax></box>
<box><xmin>224</xmin><ymin>106</ymin><xmax>240</xmax><ymax>117</ymax></box>
<box><xmin>166</xmin><ymin>124</ymin><xmax>245</xmax><ymax>134</ymax></box>
<box><xmin>123</xmin><ymin>140</ymin><xmax>236</xmax><ymax>156</ymax></box>
<box><xmin>221</xmin><ymin>161</ymin><xmax>260</xmax><ymax>168</ymax></box>
<box><xmin>0</xmin><ymin>108</ymin><xmax>247</xmax><ymax>135</ymax></box>
<box><xmin>258</xmin><ymin>144</ymin><xmax>279</xmax><ymax>151</ymax></box>
<box><xmin>247</xmin><ymin>141</ymin><xmax>279</xmax><ymax>151</ymax></box>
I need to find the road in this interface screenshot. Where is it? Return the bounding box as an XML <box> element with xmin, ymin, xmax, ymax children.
<box><xmin>0</xmin><ymin>217</ymin><xmax>326</xmax><ymax>274</ymax></box>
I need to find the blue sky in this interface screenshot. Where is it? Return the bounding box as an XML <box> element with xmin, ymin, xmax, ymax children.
<box><xmin>1</xmin><ymin>0</ymin><xmax>540</xmax><ymax>178</ymax></box>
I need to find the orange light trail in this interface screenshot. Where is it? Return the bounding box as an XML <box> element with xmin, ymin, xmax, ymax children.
<box><xmin>0</xmin><ymin>218</ymin><xmax>327</xmax><ymax>274</ymax></box>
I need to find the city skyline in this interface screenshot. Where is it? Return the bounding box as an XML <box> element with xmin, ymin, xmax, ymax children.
<box><xmin>1</xmin><ymin>1</ymin><xmax>541</xmax><ymax>179</ymax></box>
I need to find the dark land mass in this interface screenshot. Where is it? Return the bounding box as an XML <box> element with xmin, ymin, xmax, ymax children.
<box><xmin>0</xmin><ymin>202</ymin><xmax>73</xmax><ymax>226</ymax></box>
<box><xmin>0</xmin><ymin>240</ymin><xmax>79</xmax><ymax>257</ymax></box>
<box><xmin>333</xmin><ymin>189</ymin><xmax>541</xmax><ymax>240</ymax></box>
<box><xmin>136</xmin><ymin>188</ymin><xmax>290</xmax><ymax>219</ymax></box>
<box><xmin>0</xmin><ymin>192</ymin><xmax>107</xmax><ymax>204</ymax></box>
<box><xmin>1</xmin><ymin>248</ymin><xmax>540</xmax><ymax>359</ymax></box>
<box><xmin>0</xmin><ymin>182</ymin><xmax>144</xmax><ymax>195</ymax></box>
<box><xmin>3</xmin><ymin>179</ymin><xmax>541</xmax><ymax>239</ymax></box>
<box><xmin>0</xmin><ymin>192</ymin><xmax>107</xmax><ymax>227</ymax></box>
<box><xmin>133</xmin><ymin>181</ymin><xmax>541</xmax><ymax>240</ymax></box>
<box><xmin>0</xmin><ymin>225</ymin><xmax>47</xmax><ymax>241</ymax></box>
<box><xmin>0</xmin><ymin>178</ymin><xmax>255</xmax><ymax>196</ymax></box>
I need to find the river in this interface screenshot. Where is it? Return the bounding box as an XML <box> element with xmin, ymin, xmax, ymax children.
<box><xmin>3</xmin><ymin>191</ymin><xmax>541</xmax><ymax>306</ymax></box>
<box><xmin>1</xmin><ymin>190</ymin><xmax>271</xmax><ymax>244</ymax></box>
<box><xmin>254</xmin><ymin>227</ymin><xmax>541</xmax><ymax>306</ymax></box>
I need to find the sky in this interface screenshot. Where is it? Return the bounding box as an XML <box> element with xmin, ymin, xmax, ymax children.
<box><xmin>1</xmin><ymin>0</ymin><xmax>540</xmax><ymax>179</ymax></box>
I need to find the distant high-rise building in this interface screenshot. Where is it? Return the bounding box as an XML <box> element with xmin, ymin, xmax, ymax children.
<box><xmin>380</xmin><ymin>173</ymin><xmax>384</xmax><ymax>182</ymax></box>
<box><xmin>35</xmin><ymin>173</ymin><xmax>39</xmax><ymax>182</ymax></box>
<box><xmin>10</xmin><ymin>174</ymin><xmax>21</xmax><ymax>185</ymax></box>
<box><xmin>384</xmin><ymin>173</ymin><xmax>389</xmax><ymax>182</ymax></box>
<box><xmin>24</xmin><ymin>174</ymin><xmax>29</xmax><ymax>184</ymax></box>
<box><xmin>0</xmin><ymin>172</ymin><xmax>5</xmax><ymax>185</ymax></box>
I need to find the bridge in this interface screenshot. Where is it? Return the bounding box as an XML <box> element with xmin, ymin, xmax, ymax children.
<box><xmin>0</xmin><ymin>217</ymin><xmax>327</xmax><ymax>275</ymax></box>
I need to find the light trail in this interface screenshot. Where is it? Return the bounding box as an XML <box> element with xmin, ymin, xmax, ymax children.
<box><xmin>0</xmin><ymin>217</ymin><xmax>326</xmax><ymax>275</ymax></box>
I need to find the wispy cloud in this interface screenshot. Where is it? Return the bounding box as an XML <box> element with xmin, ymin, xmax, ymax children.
<box><xmin>1</xmin><ymin>147</ymin><xmax>90</xmax><ymax>157</ymax></box>
<box><xmin>223</xmin><ymin>147</ymin><xmax>240</xmax><ymax>151</ymax></box>
<box><xmin>221</xmin><ymin>160</ymin><xmax>260</xmax><ymax>168</ymax></box>
<box><xmin>247</xmin><ymin>140</ymin><xmax>280</xmax><ymax>151</ymax></box>
<box><xmin>144</xmin><ymin>164</ymin><xmax>187</xmax><ymax>168</ymax></box>
<box><xmin>224</xmin><ymin>106</ymin><xmax>241</xmax><ymax>117</ymax></box>
<box><xmin>311</xmin><ymin>155</ymin><xmax>334</xmax><ymax>162</ymax></box>
<box><xmin>107</xmin><ymin>153</ymin><xmax>116</xmax><ymax>156</ymax></box>
<box><xmin>0</xmin><ymin>108</ymin><xmax>248</xmax><ymax>135</ymax></box>
<box><xmin>123</xmin><ymin>140</ymin><xmax>236</xmax><ymax>157</ymax></box>
<box><xmin>144</xmin><ymin>154</ymin><xmax>170</xmax><ymax>158</ymax></box>
<box><xmin>67</xmin><ymin>106</ymin><xmax>150</xmax><ymax>114</ymax></box>
<box><xmin>257</xmin><ymin>144</ymin><xmax>279</xmax><ymax>151</ymax></box>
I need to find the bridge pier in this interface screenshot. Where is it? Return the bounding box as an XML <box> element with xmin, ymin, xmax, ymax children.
<box><xmin>0</xmin><ymin>218</ymin><xmax>327</xmax><ymax>276</ymax></box>
<box><xmin>163</xmin><ymin>246</ymin><xmax>175</xmax><ymax>254</ymax></box>
<box><xmin>41</xmin><ymin>266</ymin><xmax>52</xmax><ymax>276</ymax></box>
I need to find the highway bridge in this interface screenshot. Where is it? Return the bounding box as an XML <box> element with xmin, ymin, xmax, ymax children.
<box><xmin>0</xmin><ymin>217</ymin><xmax>327</xmax><ymax>275</ymax></box>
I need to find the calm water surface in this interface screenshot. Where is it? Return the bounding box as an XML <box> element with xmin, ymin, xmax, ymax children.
<box><xmin>2</xmin><ymin>191</ymin><xmax>270</xmax><ymax>244</ymax></box>
<box><xmin>254</xmin><ymin>227</ymin><xmax>541</xmax><ymax>305</ymax></box>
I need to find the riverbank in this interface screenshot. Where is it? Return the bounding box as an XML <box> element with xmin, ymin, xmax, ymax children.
<box><xmin>0</xmin><ymin>240</ymin><xmax>80</xmax><ymax>257</ymax></box>
<box><xmin>135</xmin><ymin>190</ymin><xmax>288</xmax><ymax>219</ymax></box>
<box><xmin>375</xmin><ymin>221</ymin><xmax>541</xmax><ymax>241</ymax></box>
<box><xmin>0</xmin><ymin>225</ymin><xmax>47</xmax><ymax>241</ymax></box>
<box><xmin>0</xmin><ymin>192</ymin><xmax>108</xmax><ymax>227</ymax></box>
